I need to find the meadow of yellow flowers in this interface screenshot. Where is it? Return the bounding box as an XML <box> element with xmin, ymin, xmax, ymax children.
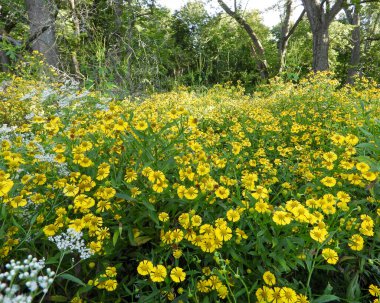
<box><xmin>0</xmin><ymin>73</ymin><xmax>380</xmax><ymax>302</ymax></box>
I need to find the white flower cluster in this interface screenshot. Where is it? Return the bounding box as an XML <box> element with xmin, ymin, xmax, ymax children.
<box><xmin>24</xmin><ymin>112</ymin><xmax>35</xmax><ymax>120</ymax></box>
<box><xmin>58</xmin><ymin>99</ymin><xmax>71</xmax><ymax>108</ymax></box>
<box><xmin>19</xmin><ymin>90</ymin><xmax>36</xmax><ymax>101</ymax></box>
<box><xmin>40</xmin><ymin>88</ymin><xmax>54</xmax><ymax>102</ymax></box>
<box><xmin>49</xmin><ymin>228</ymin><xmax>93</xmax><ymax>260</ymax></box>
<box><xmin>95</xmin><ymin>103</ymin><xmax>109</xmax><ymax>111</ymax></box>
<box><xmin>57</xmin><ymin>165</ymin><xmax>70</xmax><ymax>176</ymax></box>
<box><xmin>34</xmin><ymin>153</ymin><xmax>56</xmax><ymax>163</ymax></box>
<box><xmin>0</xmin><ymin>255</ymin><xmax>55</xmax><ymax>303</ymax></box>
<box><xmin>0</xmin><ymin>124</ymin><xmax>17</xmax><ymax>142</ymax></box>
<box><xmin>0</xmin><ymin>124</ymin><xmax>17</xmax><ymax>134</ymax></box>
<box><xmin>34</xmin><ymin>152</ymin><xmax>70</xmax><ymax>177</ymax></box>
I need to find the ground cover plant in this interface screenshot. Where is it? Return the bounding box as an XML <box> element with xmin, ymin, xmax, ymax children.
<box><xmin>1</xmin><ymin>73</ymin><xmax>380</xmax><ymax>302</ymax></box>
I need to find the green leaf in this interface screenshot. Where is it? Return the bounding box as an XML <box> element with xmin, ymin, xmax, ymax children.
<box><xmin>60</xmin><ymin>273</ymin><xmax>87</xmax><ymax>286</ymax></box>
<box><xmin>50</xmin><ymin>295</ymin><xmax>68</xmax><ymax>302</ymax></box>
<box><xmin>202</xmin><ymin>297</ymin><xmax>210</xmax><ymax>303</ymax></box>
<box><xmin>314</xmin><ymin>264</ymin><xmax>338</xmax><ymax>271</ymax></box>
<box><xmin>116</xmin><ymin>193</ymin><xmax>135</xmax><ymax>201</ymax></box>
<box><xmin>77</xmin><ymin>285</ymin><xmax>93</xmax><ymax>295</ymax></box>
<box><xmin>313</xmin><ymin>294</ymin><xmax>340</xmax><ymax>303</ymax></box>
<box><xmin>113</xmin><ymin>230</ymin><xmax>119</xmax><ymax>246</ymax></box>
<box><xmin>132</xmin><ymin>236</ymin><xmax>152</xmax><ymax>246</ymax></box>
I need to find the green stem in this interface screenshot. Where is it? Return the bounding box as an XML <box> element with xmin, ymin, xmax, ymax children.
<box><xmin>39</xmin><ymin>252</ymin><xmax>65</xmax><ymax>303</ymax></box>
<box><xmin>305</xmin><ymin>257</ymin><xmax>316</xmax><ymax>300</ymax></box>
<box><xmin>221</xmin><ymin>268</ymin><xmax>237</xmax><ymax>303</ymax></box>
<box><xmin>237</xmin><ymin>275</ymin><xmax>251</xmax><ymax>303</ymax></box>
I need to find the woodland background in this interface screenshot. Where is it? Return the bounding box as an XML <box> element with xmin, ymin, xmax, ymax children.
<box><xmin>0</xmin><ymin>0</ymin><xmax>379</xmax><ymax>95</ymax></box>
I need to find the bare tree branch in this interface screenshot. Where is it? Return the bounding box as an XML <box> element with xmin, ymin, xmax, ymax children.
<box><xmin>217</xmin><ymin>0</ymin><xmax>269</xmax><ymax>79</ymax></box>
<box><xmin>284</xmin><ymin>9</ymin><xmax>306</xmax><ymax>41</ymax></box>
<box><xmin>327</xmin><ymin>0</ymin><xmax>345</xmax><ymax>23</ymax></box>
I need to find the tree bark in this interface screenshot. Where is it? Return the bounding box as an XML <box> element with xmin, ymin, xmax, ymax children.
<box><xmin>217</xmin><ymin>0</ymin><xmax>269</xmax><ymax>79</ymax></box>
<box><xmin>25</xmin><ymin>0</ymin><xmax>59</xmax><ymax>67</ymax></box>
<box><xmin>302</xmin><ymin>0</ymin><xmax>345</xmax><ymax>72</ymax></box>
<box><xmin>345</xmin><ymin>5</ymin><xmax>361</xmax><ymax>84</ymax></box>
<box><xmin>0</xmin><ymin>51</ymin><xmax>10</xmax><ymax>72</ymax></box>
<box><xmin>279</xmin><ymin>0</ymin><xmax>292</xmax><ymax>73</ymax></box>
<box><xmin>312</xmin><ymin>24</ymin><xmax>330</xmax><ymax>71</ymax></box>
<box><xmin>68</xmin><ymin>0</ymin><xmax>82</xmax><ymax>77</ymax></box>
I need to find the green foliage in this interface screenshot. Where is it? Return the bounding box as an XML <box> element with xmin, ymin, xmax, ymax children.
<box><xmin>1</xmin><ymin>73</ymin><xmax>380</xmax><ymax>302</ymax></box>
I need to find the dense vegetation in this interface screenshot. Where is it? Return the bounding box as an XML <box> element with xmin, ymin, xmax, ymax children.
<box><xmin>0</xmin><ymin>73</ymin><xmax>380</xmax><ymax>302</ymax></box>
<box><xmin>1</xmin><ymin>0</ymin><xmax>380</xmax><ymax>94</ymax></box>
<box><xmin>1</xmin><ymin>0</ymin><xmax>380</xmax><ymax>302</ymax></box>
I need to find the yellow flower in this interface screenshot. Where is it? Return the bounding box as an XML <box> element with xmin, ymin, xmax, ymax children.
<box><xmin>97</xmin><ymin>200</ymin><xmax>111</xmax><ymax>212</ymax></box>
<box><xmin>362</xmin><ymin>171</ymin><xmax>377</xmax><ymax>181</ymax></box>
<box><xmin>63</xmin><ymin>184</ymin><xmax>79</xmax><ymax>197</ymax></box>
<box><xmin>173</xmin><ymin>249</ymin><xmax>182</xmax><ymax>259</ymax></box>
<box><xmin>321</xmin><ymin>176</ymin><xmax>336</xmax><ymax>187</ymax></box>
<box><xmin>191</xmin><ymin>215</ymin><xmax>202</xmax><ymax>227</ymax></box>
<box><xmin>369</xmin><ymin>284</ymin><xmax>380</xmax><ymax>296</ymax></box>
<box><xmin>226</xmin><ymin>209</ymin><xmax>240</xmax><ymax>222</ymax></box>
<box><xmin>69</xmin><ymin>218</ymin><xmax>85</xmax><ymax>232</ymax></box>
<box><xmin>137</xmin><ymin>260</ymin><xmax>154</xmax><ymax>276</ymax></box>
<box><xmin>43</xmin><ymin>224</ymin><xmax>59</xmax><ymax>236</ymax></box>
<box><xmin>152</xmin><ymin>179</ymin><xmax>168</xmax><ymax>193</ymax></box>
<box><xmin>356</xmin><ymin>162</ymin><xmax>370</xmax><ymax>173</ymax></box>
<box><xmin>241</xmin><ymin>173</ymin><xmax>258</xmax><ymax>190</ymax></box>
<box><xmin>106</xmin><ymin>266</ymin><xmax>117</xmax><ymax>277</ymax></box>
<box><xmin>178</xmin><ymin>213</ymin><xmax>190</xmax><ymax>228</ymax></box>
<box><xmin>197</xmin><ymin>163</ymin><xmax>210</xmax><ymax>176</ymax></box>
<box><xmin>184</xmin><ymin>187</ymin><xmax>198</xmax><ymax>200</ymax></box>
<box><xmin>171</xmin><ymin>229</ymin><xmax>184</xmax><ymax>243</ymax></box>
<box><xmin>148</xmin><ymin>170</ymin><xmax>165</xmax><ymax>183</ymax></box>
<box><xmin>135</xmin><ymin>120</ymin><xmax>148</xmax><ymax>131</ymax></box>
<box><xmin>297</xmin><ymin>294</ymin><xmax>309</xmax><ymax>303</ymax></box>
<box><xmin>272</xmin><ymin>210</ymin><xmax>292</xmax><ymax>225</ymax></box>
<box><xmin>217</xmin><ymin>284</ymin><xmax>228</xmax><ymax>299</ymax></box>
<box><xmin>34</xmin><ymin>173</ymin><xmax>47</xmax><ymax>185</ymax></box>
<box><xmin>215</xmin><ymin>186</ymin><xmax>230</xmax><ymax>199</ymax></box>
<box><xmin>124</xmin><ymin>168</ymin><xmax>138</xmax><ymax>183</ymax></box>
<box><xmin>345</xmin><ymin>134</ymin><xmax>359</xmax><ymax>145</ymax></box>
<box><xmin>252</xmin><ymin>186</ymin><xmax>269</xmax><ymax>200</ymax></box>
<box><xmin>321</xmin><ymin>248</ymin><xmax>338</xmax><ymax>264</ymax></box>
<box><xmin>256</xmin><ymin>286</ymin><xmax>274</xmax><ymax>302</ymax></box>
<box><xmin>263</xmin><ymin>271</ymin><xmax>276</xmax><ymax>286</ymax></box>
<box><xmin>130</xmin><ymin>187</ymin><xmax>141</xmax><ymax>197</ymax></box>
<box><xmin>280</xmin><ymin>287</ymin><xmax>297</xmax><ymax>303</ymax></box>
<box><xmin>215</xmin><ymin>226</ymin><xmax>232</xmax><ymax>241</ymax></box>
<box><xmin>150</xmin><ymin>265</ymin><xmax>167</xmax><ymax>282</ymax></box>
<box><xmin>170</xmin><ymin>267</ymin><xmax>186</xmax><ymax>283</ymax></box>
<box><xmin>78</xmin><ymin>156</ymin><xmax>94</xmax><ymax>167</ymax></box>
<box><xmin>310</xmin><ymin>226</ymin><xmax>328</xmax><ymax>243</ymax></box>
<box><xmin>10</xmin><ymin>196</ymin><xmax>27</xmax><ymax>208</ymax></box>
<box><xmin>197</xmin><ymin>280</ymin><xmax>212</xmax><ymax>293</ymax></box>
<box><xmin>104</xmin><ymin>279</ymin><xmax>117</xmax><ymax>291</ymax></box>
<box><xmin>323</xmin><ymin>151</ymin><xmax>337</xmax><ymax>162</ymax></box>
<box><xmin>158</xmin><ymin>212</ymin><xmax>170</xmax><ymax>222</ymax></box>
<box><xmin>348</xmin><ymin>234</ymin><xmax>364</xmax><ymax>251</ymax></box>
<box><xmin>177</xmin><ymin>185</ymin><xmax>186</xmax><ymax>199</ymax></box>
<box><xmin>255</xmin><ymin>201</ymin><xmax>270</xmax><ymax>213</ymax></box>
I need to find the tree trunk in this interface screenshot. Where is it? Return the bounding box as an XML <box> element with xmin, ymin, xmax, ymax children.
<box><xmin>69</xmin><ymin>0</ymin><xmax>82</xmax><ymax>77</ymax></box>
<box><xmin>0</xmin><ymin>51</ymin><xmax>10</xmax><ymax>72</ymax></box>
<box><xmin>25</xmin><ymin>0</ymin><xmax>59</xmax><ymax>67</ymax></box>
<box><xmin>345</xmin><ymin>6</ymin><xmax>361</xmax><ymax>84</ymax></box>
<box><xmin>312</xmin><ymin>25</ymin><xmax>330</xmax><ymax>71</ymax></box>
<box><xmin>126</xmin><ymin>0</ymin><xmax>134</xmax><ymax>94</ymax></box>
<box><xmin>302</xmin><ymin>0</ymin><xmax>344</xmax><ymax>72</ymax></box>
<box><xmin>279</xmin><ymin>0</ymin><xmax>292</xmax><ymax>73</ymax></box>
